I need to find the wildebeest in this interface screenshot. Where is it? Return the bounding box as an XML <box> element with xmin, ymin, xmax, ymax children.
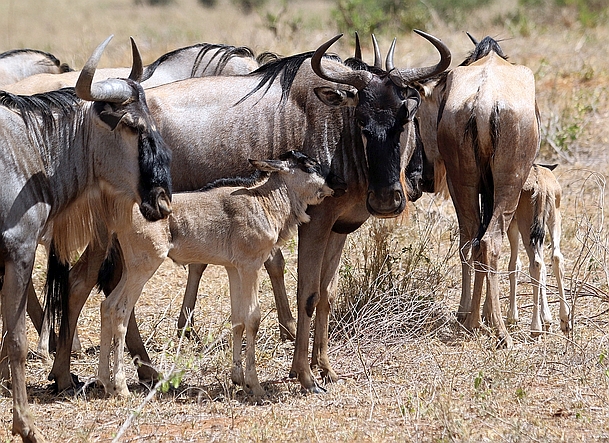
<box><xmin>22</xmin><ymin>41</ymin><xmax>265</xmax><ymax>361</ymax></box>
<box><xmin>3</xmin><ymin>42</ymin><xmax>262</xmax><ymax>95</ymax></box>
<box><xmin>434</xmin><ymin>34</ymin><xmax>539</xmax><ymax>347</ymax></box>
<box><xmin>0</xmin><ymin>48</ymin><xmax>71</xmax><ymax>87</ymax></box>
<box><xmin>0</xmin><ymin>36</ymin><xmax>172</xmax><ymax>442</ymax></box>
<box><xmin>97</xmin><ymin>151</ymin><xmax>335</xmax><ymax>397</ymax></box>
<box><xmin>507</xmin><ymin>164</ymin><xmax>570</xmax><ymax>335</ymax></box>
<box><xmin>47</xmin><ymin>30</ymin><xmax>451</xmax><ymax>394</ymax></box>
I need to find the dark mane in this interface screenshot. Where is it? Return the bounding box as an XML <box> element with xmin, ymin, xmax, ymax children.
<box><xmin>195</xmin><ymin>169</ymin><xmax>270</xmax><ymax>193</ymax></box>
<box><xmin>0</xmin><ymin>88</ymin><xmax>81</xmax><ymax>129</ymax></box>
<box><xmin>256</xmin><ymin>51</ymin><xmax>280</xmax><ymax>65</ymax></box>
<box><xmin>0</xmin><ymin>48</ymin><xmax>57</xmax><ymax>63</ymax></box>
<box><xmin>461</xmin><ymin>36</ymin><xmax>508</xmax><ymax>66</ymax></box>
<box><xmin>0</xmin><ymin>48</ymin><xmax>70</xmax><ymax>72</ymax></box>
<box><xmin>238</xmin><ymin>52</ymin><xmax>343</xmax><ymax>105</ymax></box>
<box><xmin>141</xmin><ymin>43</ymin><xmax>256</xmax><ymax>82</ymax></box>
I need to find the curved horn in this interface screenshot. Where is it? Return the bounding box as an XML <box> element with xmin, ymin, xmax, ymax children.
<box><xmin>466</xmin><ymin>31</ymin><xmax>479</xmax><ymax>46</ymax></box>
<box><xmin>389</xmin><ymin>29</ymin><xmax>452</xmax><ymax>87</ymax></box>
<box><xmin>371</xmin><ymin>34</ymin><xmax>382</xmax><ymax>69</ymax></box>
<box><xmin>128</xmin><ymin>36</ymin><xmax>143</xmax><ymax>81</ymax></box>
<box><xmin>75</xmin><ymin>35</ymin><xmax>135</xmax><ymax>103</ymax></box>
<box><xmin>385</xmin><ymin>37</ymin><xmax>397</xmax><ymax>71</ymax></box>
<box><xmin>354</xmin><ymin>32</ymin><xmax>362</xmax><ymax>60</ymax></box>
<box><xmin>311</xmin><ymin>34</ymin><xmax>373</xmax><ymax>91</ymax></box>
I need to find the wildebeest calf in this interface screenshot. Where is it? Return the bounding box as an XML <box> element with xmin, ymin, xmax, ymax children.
<box><xmin>97</xmin><ymin>150</ymin><xmax>335</xmax><ymax>397</ymax></box>
<box><xmin>507</xmin><ymin>164</ymin><xmax>571</xmax><ymax>336</ymax></box>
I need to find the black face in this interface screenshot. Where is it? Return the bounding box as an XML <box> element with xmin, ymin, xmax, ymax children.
<box><xmin>356</xmin><ymin>76</ymin><xmax>421</xmax><ymax>217</ymax></box>
<box><xmin>96</xmin><ymin>82</ymin><xmax>173</xmax><ymax>221</ymax></box>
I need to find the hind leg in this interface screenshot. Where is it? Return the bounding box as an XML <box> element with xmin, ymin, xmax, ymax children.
<box><xmin>3</xmin><ymin>256</ymin><xmax>47</xmax><ymax>442</ymax></box>
<box><xmin>548</xmin><ymin>203</ymin><xmax>571</xmax><ymax>333</ymax></box>
<box><xmin>177</xmin><ymin>263</ymin><xmax>207</xmax><ymax>337</ymax></box>
<box><xmin>264</xmin><ymin>248</ymin><xmax>296</xmax><ymax>341</ymax></box>
<box><xmin>507</xmin><ymin>217</ymin><xmax>521</xmax><ymax>325</ymax></box>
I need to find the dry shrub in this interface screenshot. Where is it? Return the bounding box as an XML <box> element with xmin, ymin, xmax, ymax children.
<box><xmin>330</xmin><ymin>202</ymin><xmax>458</xmax><ymax>346</ymax></box>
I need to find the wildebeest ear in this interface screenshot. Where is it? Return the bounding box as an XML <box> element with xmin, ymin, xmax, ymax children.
<box><xmin>314</xmin><ymin>87</ymin><xmax>358</xmax><ymax>107</ymax></box>
<box><xmin>95</xmin><ymin>103</ymin><xmax>128</xmax><ymax>131</ymax></box>
<box><xmin>538</xmin><ymin>163</ymin><xmax>558</xmax><ymax>171</ymax></box>
<box><xmin>403</xmin><ymin>87</ymin><xmax>422</xmax><ymax>120</ymax></box>
<box><xmin>249</xmin><ymin>159</ymin><xmax>289</xmax><ymax>173</ymax></box>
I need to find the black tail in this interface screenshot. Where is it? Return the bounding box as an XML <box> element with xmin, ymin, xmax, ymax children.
<box><xmin>97</xmin><ymin>234</ymin><xmax>122</xmax><ymax>296</ymax></box>
<box><xmin>529</xmin><ymin>166</ymin><xmax>546</xmax><ymax>250</ymax></box>
<box><xmin>44</xmin><ymin>242</ymin><xmax>70</xmax><ymax>336</ymax></box>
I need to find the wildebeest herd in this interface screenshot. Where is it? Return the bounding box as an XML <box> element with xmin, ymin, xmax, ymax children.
<box><xmin>0</xmin><ymin>30</ymin><xmax>569</xmax><ymax>442</ymax></box>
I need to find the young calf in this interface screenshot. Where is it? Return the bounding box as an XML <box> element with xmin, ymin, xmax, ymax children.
<box><xmin>98</xmin><ymin>151</ymin><xmax>335</xmax><ymax>397</ymax></box>
<box><xmin>507</xmin><ymin>164</ymin><xmax>571</xmax><ymax>336</ymax></box>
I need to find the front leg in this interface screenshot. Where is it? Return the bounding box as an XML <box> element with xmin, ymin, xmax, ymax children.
<box><xmin>50</xmin><ymin>243</ymin><xmax>107</xmax><ymax>392</ymax></box>
<box><xmin>290</xmin><ymin>211</ymin><xmax>336</xmax><ymax>393</ymax></box>
<box><xmin>311</xmin><ymin>231</ymin><xmax>346</xmax><ymax>384</ymax></box>
<box><xmin>263</xmin><ymin>247</ymin><xmax>296</xmax><ymax>341</ymax></box>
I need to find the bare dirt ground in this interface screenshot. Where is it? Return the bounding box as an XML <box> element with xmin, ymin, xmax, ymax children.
<box><xmin>1</xmin><ymin>0</ymin><xmax>609</xmax><ymax>441</ymax></box>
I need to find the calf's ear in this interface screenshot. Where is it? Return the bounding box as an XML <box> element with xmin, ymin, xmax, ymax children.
<box><xmin>249</xmin><ymin>159</ymin><xmax>289</xmax><ymax>173</ymax></box>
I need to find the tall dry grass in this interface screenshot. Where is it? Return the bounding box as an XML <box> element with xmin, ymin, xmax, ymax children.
<box><xmin>1</xmin><ymin>0</ymin><xmax>609</xmax><ymax>441</ymax></box>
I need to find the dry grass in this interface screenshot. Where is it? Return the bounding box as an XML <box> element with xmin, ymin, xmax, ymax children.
<box><xmin>2</xmin><ymin>0</ymin><xmax>609</xmax><ymax>441</ymax></box>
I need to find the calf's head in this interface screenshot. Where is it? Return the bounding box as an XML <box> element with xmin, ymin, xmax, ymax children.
<box><xmin>249</xmin><ymin>150</ymin><xmax>335</xmax><ymax>206</ymax></box>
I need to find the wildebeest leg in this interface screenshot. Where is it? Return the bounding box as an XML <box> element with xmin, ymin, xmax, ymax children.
<box><xmin>227</xmin><ymin>266</ymin><xmax>264</xmax><ymax>397</ymax></box>
<box><xmin>477</xmin><ymin>214</ymin><xmax>515</xmax><ymax>349</ymax></box>
<box><xmin>2</xmin><ymin>258</ymin><xmax>47</xmax><ymax>442</ymax></box>
<box><xmin>520</xmin><ymin>221</ymin><xmax>546</xmax><ymax>336</ymax></box>
<box><xmin>177</xmin><ymin>263</ymin><xmax>208</xmax><ymax>337</ymax></box>
<box><xmin>290</xmin><ymin>210</ymin><xmax>335</xmax><ymax>393</ymax></box>
<box><xmin>443</xmin><ymin>172</ymin><xmax>480</xmax><ymax>323</ymax></box>
<box><xmin>26</xmin><ymin>280</ymin><xmax>43</xmax><ymax>335</ymax></box>
<box><xmin>549</xmin><ymin>204</ymin><xmax>571</xmax><ymax>333</ymax></box>
<box><xmin>49</xmin><ymin>244</ymin><xmax>106</xmax><ymax>392</ymax></box>
<box><xmin>311</xmin><ymin>232</ymin><xmax>346</xmax><ymax>384</ymax></box>
<box><xmin>99</xmin><ymin>244</ymin><xmax>162</xmax><ymax>397</ymax></box>
<box><xmin>103</xmin><ymin>245</ymin><xmax>158</xmax><ymax>384</ymax></box>
<box><xmin>0</xmin><ymin>321</ymin><xmax>9</xmax><ymax>383</ymax></box>
<box><xmin>28</xmin><ymin>279</ymin><xmax>81</xmax><ymax>361</ymax></box>
<box><xmin>264</xmin><ymin>247</ymin><xmax>296</xmax><ymax>341</ymax></box>
<box><xmin>507</xmin><ymin>217</ymin><xmax>521</xmax><ymax>325</ymax></box>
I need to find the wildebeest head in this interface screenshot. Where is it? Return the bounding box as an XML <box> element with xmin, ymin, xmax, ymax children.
<box><xmin>75</xmin><ymin>36</ymin><xmax>172</xmax><ymax>223</ymax></box>
<box><xmin>249</xmin><ymin>150</ymin><xmax>335</xmax><ymax>206</ymax></box>
<box><xmin>310</xmin><ymin>30</ymin><xmax>451</xmax><ymax>217</ymax></box>
<box><xmin>461</xmin><ymin>33</ymin><xmax>508</xmax><ymax>66</ymax></box>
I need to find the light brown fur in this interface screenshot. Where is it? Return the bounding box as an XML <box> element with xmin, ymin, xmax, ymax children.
<box><xmin>436</xmin><ymin>39</ymin><xmax>539</xmax><ymax>348</ymax></box>
<box><xmin>98</xmin><ymin>153</ymin><xmax>333</xmax><ymax>397</ymax></box>
<box><xmin>507</xmin><ymin>165</ymin><xmax>571</xmax><ymax>335</ymax></box>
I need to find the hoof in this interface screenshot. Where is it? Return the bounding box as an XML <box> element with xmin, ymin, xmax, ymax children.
<box><xmin>496</xmin><ymin>334</ymin><xmax>513</xmax><ymax>350</ymax></box>
<box><xmin>320</xmin><ymin>368</ymin><xmax>339</xmax><ymax>384</ymax></box>
<box><xmin>49</xmin><ymin>373</ymin><xmax>83</xmax><ymax>395</ymax></box>
<box><xmin>279</xmin><ymin>321</ymin><xmax>296</xmax><ymax>342</ymax></box>
<box><xmin>307</xmin><ymin>383</ymin><xmax>327</xmax><ymax>394</ymax></box>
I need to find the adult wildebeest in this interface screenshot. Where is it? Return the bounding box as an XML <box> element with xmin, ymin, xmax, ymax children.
<box><xmin>19</xmin><ymin>41</ymin><xmax>264</xmax><ymax>361</ymax></box>
<box><xmin>0</xmin><ymin>36</ymin><xmax>172</xmax><ymax>442</ymax></box>
<box><xmin>0</xmin><ymin>48</ymin><xmax>71</xmax><ymax>87</ymax></box>
<box><xmin>98</xmin><ymin>151</ymin><xmax>335</xmax><ymax>397</ymax></box>
<box><xmin>434</xmin><ymin>34</ymin><xmax>539</xmax><ymax>347</ymax></box>
<box><xmin>4</xmin><ymin>42</ymin><xmax>261</xmax><ymax>95</ymax></box>
<box><xmin>175</xmin><ymin>33</ymin><xmax>399</xmax><ymax>342</ymax></box>
<box><xmin>507</xmin><ymin>164</ymin><xmax>570</xmax><ymax>335</ymax></box>
<box><xmin>48</xmin><ymin>30</ymin><xmax>451</xmax><ymax>394</ymax></box>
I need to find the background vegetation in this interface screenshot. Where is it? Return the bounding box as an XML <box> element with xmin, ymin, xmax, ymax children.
<box><xmin>1</xmin><ymin>0</ymin><xmax>609</xmax><ymax>441</ymax></box>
